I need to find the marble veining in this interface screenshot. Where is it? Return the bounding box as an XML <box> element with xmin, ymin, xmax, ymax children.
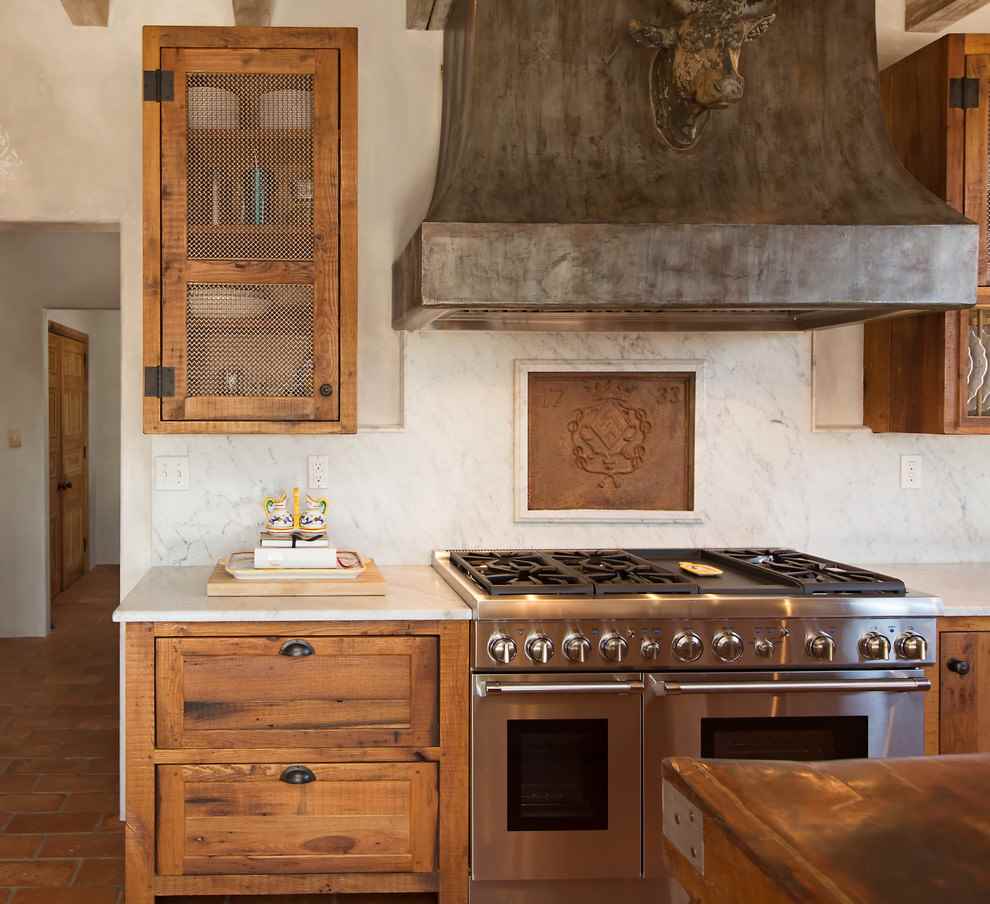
<box><xmin>152</xmin><ymin>331</ymin><xmax>990</xmax><ymax>567</ymax></box>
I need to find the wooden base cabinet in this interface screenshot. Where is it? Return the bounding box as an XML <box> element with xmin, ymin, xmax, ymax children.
<box><xmin>924</xmin><ymin>618</ymin><xmax>990</xmax><ymax>755</ymax></box>
<box><xmin>866</xmin><ymin>35</ymin><xmax>990</xmax><ymax>435</ymax></box>
<box><xmin>125</xmin><ymin>621</ymin><xmax>469</xmax><ymax>902</ymax></box>
<box><xmin>143</xmin><ymin>27</ymin><xmax>358</xmax><ymax>434</ymax></box>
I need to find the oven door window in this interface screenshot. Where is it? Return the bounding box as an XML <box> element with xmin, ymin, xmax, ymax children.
<box><xmin>506</xmin><ymin>719</ymin><xmax>608</xmax><ymax>832</ymax></box>
<box><xmin>701</xmin><ymin>715</ymin><xmax>869</xmax><ymax>761</ymax></box>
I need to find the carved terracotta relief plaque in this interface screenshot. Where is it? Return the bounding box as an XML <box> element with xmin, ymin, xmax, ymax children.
<box><xmin>527</xmin><ymin>372</ymin><xmax>695</xmax><ymax>512</ymax></box>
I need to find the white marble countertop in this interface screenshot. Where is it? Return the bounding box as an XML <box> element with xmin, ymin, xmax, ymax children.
<box><xmin>871</xmin><ymin>563</ymin><xmax>990</xmax><ymax>617</ymax></box>
<box><xmin>113</xmin><ymin>565</ymin><xmax>472</xmax><ymax>622</ymax></box>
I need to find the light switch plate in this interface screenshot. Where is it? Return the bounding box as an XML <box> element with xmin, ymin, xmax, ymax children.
<box><xmin>155</xmin><ymin>455</ymin><xmax>190</xmax><ymax>491</ymax></box>
<box><xmin>7</xmin><ymin>429</ymin><xmax>22</xmax><ymax>449</ymax></box>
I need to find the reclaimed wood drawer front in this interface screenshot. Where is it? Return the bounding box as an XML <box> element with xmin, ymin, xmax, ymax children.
<box><xmin>156</xmin><ymin>636</ymin><xmax>438</xmax><ymax>749</ymax></box>
<box><xmin>157</xmin><ymin>763</ymin><xmax>438</xmax><ymax>875</ymax></box>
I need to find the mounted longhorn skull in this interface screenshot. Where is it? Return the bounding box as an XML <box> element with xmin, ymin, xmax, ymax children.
<box><xmin>630</xmin><ymin>0</ymin><xmax>777</xmax><ymax>149</ymax></box>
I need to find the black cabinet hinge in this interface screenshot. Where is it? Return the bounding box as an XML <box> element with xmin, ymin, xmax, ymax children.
<box><xmin>950</xmin><ymin>77</ymin><xmax>980</xmax><ymax>110</ymax></box>
<box><xmin>143</xmin><ymin>69</ymin><xmax>174</xmax><ymax>102</ymax></box>
<box><xmin>144</xmin><ymin>366</ymin><xmax>176</xmax><ymax>398</ymax></box>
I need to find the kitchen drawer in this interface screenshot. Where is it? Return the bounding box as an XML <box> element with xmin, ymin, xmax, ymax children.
<box><xmin>156</xmin><ymin>636</ymin><xmax>439</xmax><ymax>749</ymax></box>
<box><xmin>157</xmin><ymin>762</ymin><xmax>438</xmax><ymax>875</ymax></box>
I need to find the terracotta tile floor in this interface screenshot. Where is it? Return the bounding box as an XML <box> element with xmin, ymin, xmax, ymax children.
<box><xmin>0</xmin><ymin>566</ymin><xmax>122</xmax><ymax>904</ymax></box>
<box><xmin>0</xmin><ymin>568</ymin><xmax>435</xmax><ymax>904</ymax></box>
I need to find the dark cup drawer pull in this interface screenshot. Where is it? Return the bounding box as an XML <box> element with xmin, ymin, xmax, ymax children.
<box><xmin>948</xmin><ymin>658</ymin><xmax>971</xmax><ymax>676</ymax></box>
<box><xmin>279</xmin><ymin>640</ymin><xmax>315</xmax><ymax>658</ymax></box>
<box><xmin>280</xmin><ymin>766</ymin><xmax>317</xmax><ymax>785</ymax></box>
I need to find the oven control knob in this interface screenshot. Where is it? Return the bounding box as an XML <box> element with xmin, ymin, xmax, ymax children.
<box><xmin>754</xmin><ymin>638</ymin><xmax>775</xmax><ymax>658</ymax></box>
<box><xmin>488</xmin><ymin>634</ymin><xmax>518</xmax><ymax>665</ymax></box>
<box><xmin>672</xmin><ymin>631</ymin><xmax>704</xmax><ymax>663</ymax></box>
<box><xmin>600</xmin><ymin>633</ymin><xmax>629</xmax><ymax>663</ymax></box>
<box><xmin>859</xmin><ymin>631</ymin><xmax>892</xmax><ymax>661</ymax></box>
<box><xmin>806</xmin><ymin>633</ymin><xmax>836</xmax><ymax>661</ymax></box>
<box><xmin>641</xmin><ymin>638</ymin><xmax>664</xmax><ymax>661</ymax></box>
<box><xmin>563</xmin><ymin>634</ymin><xmax>593</xmax><ymax>664</ymax></box>
<box><xmin>712</xmin><ymin>631</ymin><xmax>745</xmax><ymax>663</ymax></box>
<box><xmin>525</xmin><ymin>634</ymin><xmax>555</xmax><ymax>665</ymax></box>
<box><xmin>894</xmin><ymin>632</ymin><xmax>928</xmax><ymax>661</ymax></box>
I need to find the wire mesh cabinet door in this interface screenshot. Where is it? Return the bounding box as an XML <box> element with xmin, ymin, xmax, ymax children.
<box><xmin>155</xmin><ymin>42</ymin><xmax>354</xmax><ymax>431</ymax></box>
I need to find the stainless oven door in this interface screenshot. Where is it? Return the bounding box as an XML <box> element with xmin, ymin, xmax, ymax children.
<box><xmin>643</xmin><ymin>669</ymin><xmax>931</xmax><ymax>882</ymax></box>
<box><xmin>472</xmin><ymin>673</ymin><xmax>644</xmax><ymax>882</ymax></box>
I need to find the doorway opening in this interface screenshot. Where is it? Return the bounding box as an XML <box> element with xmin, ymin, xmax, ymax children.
<box><xmin>0</xmin><ymin>223</ymin><xmax>120</xmax><ymax>637</ymax></box>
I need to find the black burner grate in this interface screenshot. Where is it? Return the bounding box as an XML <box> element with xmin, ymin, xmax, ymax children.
<box><xmin>547</xmin><ymin>550</ymin><xmax>699</xmax><ymax>595</ymax></box>
<box><xmin>449</xmin><ymin>551</ymin><xmax>594</xmax><ymax>596</ymax></box>
<box><xmin>709</xmin><ymin>549</ymin><xmax>906</xmax><ymax>595</ymax></box>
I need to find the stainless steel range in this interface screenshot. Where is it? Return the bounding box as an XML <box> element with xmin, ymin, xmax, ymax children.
<box><xmin>433</xmin><ymin>548</ymin><xmax>938</xmax><ymax>904</ymax></box>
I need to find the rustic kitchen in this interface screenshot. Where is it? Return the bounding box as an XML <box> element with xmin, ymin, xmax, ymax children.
<box><xmin>1</xmin><ymin>0</ymin><xmax>990</xmax><ymax>902</ymax></box>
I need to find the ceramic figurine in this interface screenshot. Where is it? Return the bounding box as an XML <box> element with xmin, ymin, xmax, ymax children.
<box><xmin>298</xmin><ymin>495</ymin><xmax>329</xmax><ymax>535</ymax></box>
<box><xmin>263</xmin><ymin>492</ymin><xmax>294</xmax><ymax>533</ymax></box>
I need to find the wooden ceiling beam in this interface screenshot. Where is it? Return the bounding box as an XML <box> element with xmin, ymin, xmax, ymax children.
<box><xmin>232</xmin><ymin>0</ymin><xmax>274</xmax><ymax>27</ymax></box>
<box><xmin>407</xmin><ymin>0</ymin><xmax>454</xmax><ymax>30</ymax></box>
<box><xmin>59</xmin><ymin>0</ymin><xmax>109</xmax><ymax>26</ymax></box>
<box><xmin>906</xmin><ymin>0</ymin><xmax>990</xmax><ymax>32</ymax></box>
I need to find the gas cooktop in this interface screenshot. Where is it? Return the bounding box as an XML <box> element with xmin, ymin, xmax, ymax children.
<box><xmin>447</xmin><ymin>548</ymin><xmax>906</xmax><ymax>598</ymax></box>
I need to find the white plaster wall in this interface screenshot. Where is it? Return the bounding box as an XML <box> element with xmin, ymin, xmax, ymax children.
<box><xmin>47</xmin><ymin>310</ymin><xmax>122</xmax><ymax>567</ymax></box>
<box><xmin>0</xmin><ymin>0</ymin><xmax>444</xmax><ymax>634</ymax></box>
<box><xmin>0</xmin><ymin>231</ymin><xmax>118</xmax><ymax>635</ymax></box>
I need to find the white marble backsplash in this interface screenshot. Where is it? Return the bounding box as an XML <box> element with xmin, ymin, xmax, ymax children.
<box><xmin>152</xmin><ymin>331</ymin><xmax>990</xmax><ymax>567</ymax></box>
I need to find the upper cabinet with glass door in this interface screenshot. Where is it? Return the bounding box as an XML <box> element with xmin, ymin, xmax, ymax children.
<box><xmin>143</xmin><ymin>28</ymin><xmax>357</xmax><ymax>433</ymax></box>
<box><xmin>864</xmin><ymin>35</ymin><xmax>990</xmax><ymax>434</ymax></box>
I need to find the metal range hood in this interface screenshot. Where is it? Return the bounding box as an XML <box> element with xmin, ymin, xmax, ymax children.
<box><xmin>394</xmin><ymin>0</ymin><xmax>977</xmax><ymax>332</ymax></box>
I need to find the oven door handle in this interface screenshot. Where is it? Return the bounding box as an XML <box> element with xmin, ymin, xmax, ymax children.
<box><xmin>477</xmin><ymin>680</ymin><xmax>645</xmax><ymax>698</ymax></box>
<box><xmin>651</xmin><ymin>677</ymin><xmax>932</xmax><ymax>696</ymax></box>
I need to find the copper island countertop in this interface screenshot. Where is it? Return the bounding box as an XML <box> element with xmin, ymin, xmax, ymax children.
<box><xmin>662</xmin><ymin>754</ymin><xmax>990</xmax><ymax>904</ymax></box>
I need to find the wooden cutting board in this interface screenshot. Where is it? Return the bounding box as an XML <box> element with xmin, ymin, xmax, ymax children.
<box><xmin>207</xmin><ymin>559</ymin><xmax>387</xmax><ymax>597</ymax></box>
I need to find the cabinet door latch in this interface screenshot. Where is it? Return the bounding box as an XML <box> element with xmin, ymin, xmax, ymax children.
<box><xmin>950</xmin><ymin>77</ymin><xmax>980</xmax><ymax>110</ymax></box>
<box><xmin>143</xmin><ymin>69</ymin><xmax>175</xmax><ymax>102</ymax></box>
<box><xmin>144</xmin><ymin>366</ymin><xmax>176</xmax><ymax>398</ymax></box>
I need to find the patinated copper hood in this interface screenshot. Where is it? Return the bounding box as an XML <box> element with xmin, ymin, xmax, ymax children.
<box><xmin>394</xmin><ymin>0</ymin><xmax>977</xmax><ymax>332</ymax></box>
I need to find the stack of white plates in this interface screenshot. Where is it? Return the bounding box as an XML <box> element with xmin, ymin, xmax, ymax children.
<box><xmin>259</xmin><ymin>89</ymin><xmax>312</xmax><ymax>129</ymax></box>
<box><xmin>188</xmin><ymin>86</ymin><xmax>240</xmax><ymax>130</ymax></box>
<box><xmin>188</xmin><ymin>286</ymin><xmax>267</xmax><ymax>319</ymax></box>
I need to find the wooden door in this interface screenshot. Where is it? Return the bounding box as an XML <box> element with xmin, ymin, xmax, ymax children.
<box><xmin>940</xmin><ymin>632</ymin><xmax>990</xmax><ymax>753</ymax></box>
<box><xmin>157</xmin><ymin>762</ymin><xmax>438</xmax><ymax>876</ymax></box>
<box><xmin>159</xmin><ymin>47</ymin><xmax>341</xmax><ymax>424</ymax></box>
<box><xmin>965</xmin><ymin>55</ymin><xmax>990</xmax><ymax>286</ymax></box>
<box><xmin>48</xmin><ymin>339</ymin><xmax>62</xmax><ymax>600</ymax></box>
<box><xmin>48</xmin><ymin>325</ymin><xmax>89</xmax><ymax>596</ymax></box>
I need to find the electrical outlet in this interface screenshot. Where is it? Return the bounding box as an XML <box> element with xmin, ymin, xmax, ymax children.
<box><xmin>900</xmin><ymin>455</ymin><xmax>922</xmax><ymax>490</ymax></box>
<box><xmin>7</xmin><ymin>429</ymin><xmax>22</xmax><ymax>449</ymax></box>
<box><xmin>308</xmin><ymin>455</ymin><xmax>330</xmax><ymax>490</ymax></box>
<box><xmin>155</xmin><ymin>455</ymin><xmax>190</xmax><ymax>491</ymax></box>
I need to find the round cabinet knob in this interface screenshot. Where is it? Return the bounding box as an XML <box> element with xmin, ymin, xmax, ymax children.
<box><xmin>806</xmin><ymin>633</ymin><xmax>836</xmax><ymax>662</ymax></box>
<box><xmin>525</xmin><ymin>634</ymin><xmax>555</xmax><ymax>665</ymax></box>
<box><xmin>754</xmin><ymin>638</ymin><xmax>775</xmax><ymax>658</ymax></box>
<box><xmin>672</xmin><ymin>631</ymin><xmax>704</xmax><ymax>663</ymax></box>
<box><xmin>599</xmin><ymin>633</ymin><xmax>629</xmax><ymax>663</ymax></box>
<box><xmin>488</xmin><ymin>634</ymin><xmax>518</xmax><ymax>665</ymax></box>
<box><xmin>894</xmin><ymin>632</ymin><xmax>928</xmax><ymax>661</ymax></box>
<box><xmin>948</xmin><ymin>658</ymin><xmax>971</xmax><ymax>676</ymax></box>
<box><xmin>641</xmin><ymin>638</ymin><xmax>664</xmax><ymax>662</ymax></box>
<box><xmin>563</xmin><ymin>634</ymin><xmax>593</xmax><ymax>664</ymax></box>
<box><xmin>712</xmin><ymin>631</ymin><xmax>745</xmax><ymax>663</ymax></box>
<box><xmin>858</xmin><ymin>631</ymin><xmax>892</xmax><ymax>661</ymax></box>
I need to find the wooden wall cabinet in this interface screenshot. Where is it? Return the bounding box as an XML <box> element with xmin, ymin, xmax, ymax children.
<box><xmin>866</xmin><ymin>35</ymin><xmax>990</xmax><ymax>434</ymax></box>
<box><xmin>125</xmin><ymin>620</ymin><xmax>469</xmax><ymax>902</ymax></box>
<box><xmin>143</xmin><ymin>27</ymin><xmax>357</xmax><ymax>434</ymax></box>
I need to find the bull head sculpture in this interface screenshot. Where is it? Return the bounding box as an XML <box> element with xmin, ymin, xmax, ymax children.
<box><xmin>629</xmin><ymin>0</ymin><xmax>777</xmax><ymax>150</ymax></box>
